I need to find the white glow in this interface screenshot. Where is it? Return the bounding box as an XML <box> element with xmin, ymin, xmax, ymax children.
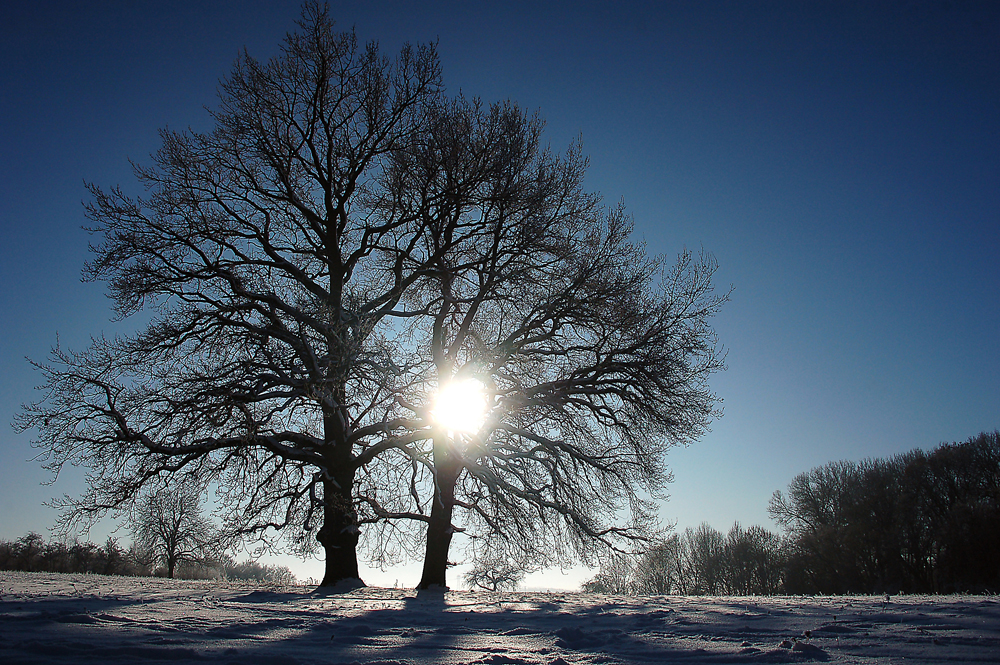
<box><xmin>431</xmin><ymin>379</ymin><xmax>488</xmax><ymax>434</ymax></box>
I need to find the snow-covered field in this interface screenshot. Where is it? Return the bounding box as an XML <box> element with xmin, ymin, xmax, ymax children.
<box><xmin>2</xmin><ymin>572</ymin><xmax>999</xmax><ymax>664</ymax></box>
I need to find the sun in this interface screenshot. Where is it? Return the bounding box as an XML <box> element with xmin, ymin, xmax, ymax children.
<box><xmin>431</xmin><ymin>378</ymin><xmax>488</xmax><ymax>434</ymax></box>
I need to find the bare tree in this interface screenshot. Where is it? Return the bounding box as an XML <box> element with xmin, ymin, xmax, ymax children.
<box><xmin>16</xmin><ymin>4</ymin><xmax>725</xmax><ymax>591</ymax></box>
<box><xmin>681</xmin><ymin>523</ymin><xmax>726</xmax><ymax>594</ymax></box>
<box><xmin>130</xmin><ymin>482</ymin><xmax>217</xmax><ymax>578</ymax></box>
<box><xmin>632</xmin><ymin>534</ymin><xmax>686</xmax><ymax>595</ymax></box>
<box><xmin>463</xmin><ymin>552</ymin><xmax>525</xmax><ymax>592</ymax></box>
<box><xmin>581</xmin><ymin>552</ymin><xmax>636</xmax><ymax>594</ymax></box>
<box><xmin>378</xmin><ymin>95</ymin><xmax>727</xmax><ymax>589</ymax></box>
<box><xmin>16</xmin><ymin>3</ymin><xmax>444</xmax><ymax>587</ymax></box>
<box><xmin>720</xmin><ymin>523</ymin><xmax>785</xmax><ymax>595</ymax></box>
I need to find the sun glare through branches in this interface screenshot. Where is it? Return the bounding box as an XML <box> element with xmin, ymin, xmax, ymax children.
<box><xmin>431</xmin><ymin>379</ymin><xmax>488</xmax><ymax>435</ymax></box>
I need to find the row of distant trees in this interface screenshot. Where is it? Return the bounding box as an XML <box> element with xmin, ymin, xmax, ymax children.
<box><xmin>0</xmin><ymin>533</ymin><xmax>138</xmax><ymax>577</ymax></box>
<box><xmin>583</xmin><ymin>521</ymin><xmax>785</xmax><ymax>595</ymax></box>
<box><xmin>1</xmin><ymin>481</ymin><xmax>294</xmax><ymax>584</ymax></box>
<box><xmin>774</xmin><ymin>430</ymin><xmax>1000</xmax><ymax>594</ymax></box>
<box><xmin>0</xmin><ymin>532</ymin><xmax>294</xmax><ymax>584</ymax></box>
<box><xmin>8</xmin><ymin>430</ymin><xmax>995</xmax><ymax>593</ymax></box>
<box><xmin>585</xmin><ymin>431</ymin><xmax>1000</xmax><ymax>595</ymax></box>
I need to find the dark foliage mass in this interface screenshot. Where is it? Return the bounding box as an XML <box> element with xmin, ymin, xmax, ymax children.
<box><xmin>772</xmin><ymin>430</ymin><xmax>1000</xmax><ymax>594</ymax></box>
<box><xmin>0</xmin><ymin>532</ymin><xmax>294</xmax><ymax>583</ymax></box>
<box><xmin>0</xmin><ymin>533</ymin><xmax>140</xmax><ymax>577</ymax></box>
<box><xmin>584</xmin><ymin>431</ymin><xmax>1000</xmax><ymax>596</ymax></box>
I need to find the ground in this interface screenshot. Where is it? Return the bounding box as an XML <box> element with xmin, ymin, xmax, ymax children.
<box><xmin>2</xmin><ymin>571</ymin><xmax>998</xmax><ymax>664</ymax></box>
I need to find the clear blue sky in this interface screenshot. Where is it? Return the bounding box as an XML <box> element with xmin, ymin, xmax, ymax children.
<box><xmin>2</xmin><ymin>1</ymin><xmax>997</xmax><ymax>587</ymax></box>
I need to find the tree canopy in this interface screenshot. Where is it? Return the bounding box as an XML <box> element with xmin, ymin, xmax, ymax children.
<box><xmin>16</xmin><ymin>2</ymin><xmax>727</xmax><ymax>588</ymax></box>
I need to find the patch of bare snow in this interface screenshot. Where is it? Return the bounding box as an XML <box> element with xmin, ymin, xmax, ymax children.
<box><xmin>2</xmin><ymin>572</ymin><xmax>999</xmax><ymax>664</ymax></box>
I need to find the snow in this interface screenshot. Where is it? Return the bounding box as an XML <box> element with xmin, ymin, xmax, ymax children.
<box><xmin>2</xmin><ymin>572</ymin><xmax>999</xmax><ymax>664</ymax></box>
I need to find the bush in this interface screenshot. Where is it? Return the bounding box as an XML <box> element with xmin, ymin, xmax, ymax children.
<box><xmin>221</xmin><ymin>558</ymin><xmax>296</xmax><ymax>585</ymax></box>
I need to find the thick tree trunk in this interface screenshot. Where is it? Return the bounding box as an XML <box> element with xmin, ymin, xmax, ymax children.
<box><xmin>317</xmin><ymin>475</ymin><xmax>363</xmax><ymax>587</ymax></box>
<box><xmin>417</xmin><ymin>435</ymin><xmax>462</xmax><ymax>589</ymax></box>
<box><xmin>316</xmin><ymin>401</ymin><xmax>364</xmax><ymax>588</ymax></box>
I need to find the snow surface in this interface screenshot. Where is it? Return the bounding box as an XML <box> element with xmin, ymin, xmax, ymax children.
<box><xmin>2</xmin><ymin>572</ymin><xmax>999</xmax><ymax>664</ymax></box>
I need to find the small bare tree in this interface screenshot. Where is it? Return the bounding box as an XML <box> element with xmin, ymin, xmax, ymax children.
<box><xmin>632</xmin><ymin>534</ymin><xmax>686</xmax><ymax>595</ymax></box>
<box><xmin>582</xmin><ymin>552</ymin><xmax>636</xmax><ymax>595</ymax></box>
<box><xmin>130</xmin><ymin>482</ymin><xmax>217</xmax><ymax>578</ymax></box>
<box><xmin>463</xmin><ymin>552</ymin><xmax>524</xmax><ymax>592</ymax></box>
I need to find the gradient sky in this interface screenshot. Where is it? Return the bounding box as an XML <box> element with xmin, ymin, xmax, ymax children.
<box><xmin>2</xmin><ymin>1</ymin><xmax>997</xmax><ymax>588</ymax></box>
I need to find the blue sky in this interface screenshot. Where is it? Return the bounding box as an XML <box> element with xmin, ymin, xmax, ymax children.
<box><xmin>2</xmin><ymin>1</ymin><xmax>997</xmax><ymax>587</ymax></box>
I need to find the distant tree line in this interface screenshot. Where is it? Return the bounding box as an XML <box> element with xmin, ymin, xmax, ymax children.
<box><xmin>584</xmin><ymin>430</ymin><xmax>1000</xmax><ymax>595</ymax></box>
<box><xmin>0</xmin><ymin>533</ymin><xmax>139</xmax><ymax>577</ymax></box>
<box><xmin>582</xmin><ymin>521</ymin><xmax>785</xmax><ymax>595</ymax></box>
<box><xmin>0</xmin><ymin>532</ymin><xmax>295</xmax><ymax>584</ymax></box>
<box><xmin>772</xmin><ymin>430</ymin><xmax>1000</xmax><ymax>594</ymax></box>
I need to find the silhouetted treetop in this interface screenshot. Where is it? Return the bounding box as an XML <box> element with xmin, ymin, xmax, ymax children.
<box><xmin>17</xmin><ymin>1</ymin><xmax>728</xmax><ymax>590</ymax></box>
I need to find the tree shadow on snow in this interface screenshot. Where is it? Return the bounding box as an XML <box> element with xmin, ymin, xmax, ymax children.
<box><xmin>4</xmin><ymin>579</ymin><xmax>841</xmax><ymax>665</ymax></box>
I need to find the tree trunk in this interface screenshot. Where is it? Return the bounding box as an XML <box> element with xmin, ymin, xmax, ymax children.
<box><xmin>316</xmin><ymin>403</ymin><xmax>364</xmax><ymax>588</ymax></box>
<box><xmin>317</xmin><ymin>474</ymin><xmax>363</xmax><ymax>587</ymax></box>
<box><xmin>417</xmin><ymin>435</ymin><xmax>462</xmax><ymax>589</ymax></box>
